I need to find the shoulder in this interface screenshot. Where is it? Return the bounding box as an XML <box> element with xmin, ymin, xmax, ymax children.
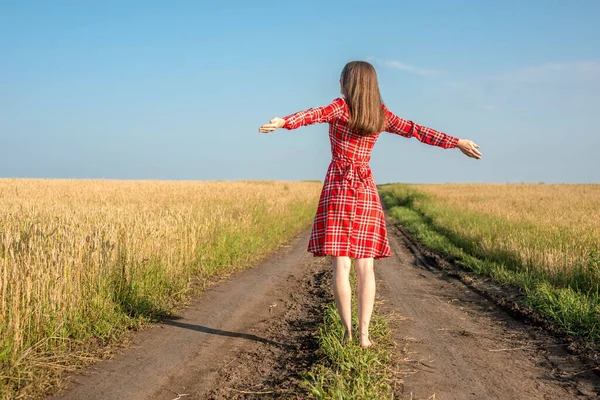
<box><xmin>326</xmin><ymin>97</ymin><xmax>347</xmax><ymax>115</ymax></box>
<box><xmin>381</xmin><ymin>103</ymin><xmax>392</xmax><ymax>118</ymax></box>
<box><xmin>330</xmin><ymin>97</ymin><xmax>346</xmax><ymax>107</ymax></box>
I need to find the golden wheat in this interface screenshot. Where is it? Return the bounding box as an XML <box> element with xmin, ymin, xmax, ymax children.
<box><xmin>403</xmin><ymin>184</ymin><xmax>600</xmax><ymax>277</ymax></box>
<box><xmin>0</xmin><ymin>179</ymin><xmax>321</xmax><ymax>398</ymax></box>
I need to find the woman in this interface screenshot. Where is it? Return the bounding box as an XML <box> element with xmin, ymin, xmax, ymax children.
<box><xmin>259</xmin><ymin>61</ymin><xmax>481</xmax><ymax>348</ymax></box>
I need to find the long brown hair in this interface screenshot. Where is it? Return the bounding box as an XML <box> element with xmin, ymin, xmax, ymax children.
<box><xmin>340</xmin><ymin>61</ymin><xmax>386</xmax><ymax>136</ymax></box>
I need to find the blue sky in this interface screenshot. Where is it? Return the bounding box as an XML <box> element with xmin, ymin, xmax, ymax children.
<box><xmin>1</xmin><ymin>0</ymin><xmax>599</xmax><ymax>183</ymax></box>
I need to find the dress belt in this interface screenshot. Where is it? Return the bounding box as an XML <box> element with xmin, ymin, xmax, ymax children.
<box><xmin>331</xmin><ymin>158</ymin><xmax>371</xmax><ymax>188</ymax></box>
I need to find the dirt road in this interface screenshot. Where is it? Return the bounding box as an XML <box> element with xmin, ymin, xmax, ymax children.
<box><xmin>48</xmin><ymin>223</ymin><xmax>600</xmax><ymax>399</ymax></box>
<box><xmin>379</xmin><ymin>223</ymin><xmax>599</xmax><ymax>399</ymax></box>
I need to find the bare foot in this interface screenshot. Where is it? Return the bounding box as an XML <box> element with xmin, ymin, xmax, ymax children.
<box><xmin>359</xmin><ymin>333</ymin><xmax>372</xmax><ymax>349</ymax></box>
<box><xmin>342</xmin><ymin>330</ymin><xmax>352</xmax><ymax>345</ymax></box>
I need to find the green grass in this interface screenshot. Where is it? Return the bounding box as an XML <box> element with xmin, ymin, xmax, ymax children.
<box><xmin>379</xmin><ymin>184</ymin><xmax>600</xmax><ymax>345</ymax></box>
<box><xmin>301</xmin><ymin>271</ymin><xmax>396</xmax><ymax>399</ymax></box>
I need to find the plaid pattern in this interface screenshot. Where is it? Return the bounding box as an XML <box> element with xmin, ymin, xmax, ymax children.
<box><xmin>283</xmin><ymin>97</ymin><xmax>459</xmax><ymax>259</ymax></box>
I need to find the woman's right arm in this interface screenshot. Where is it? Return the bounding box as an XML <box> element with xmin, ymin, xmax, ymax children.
<box><xmin>383</xmin><ymin>105</ymin><xmax>482</xmax><ymax>159</ymax></box>
<box><xmin>383</xmin><ymin>105</ymin><xmax>460</xmax><ymax>149</ymax></box>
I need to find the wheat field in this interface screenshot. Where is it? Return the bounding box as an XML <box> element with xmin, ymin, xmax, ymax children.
<box><xmin>406</xmin><ymin>184</ymin><xmax>600</xmax><ymax>277</ymax></box>
<box><xmin>380</xmin><ymin>183</ymin><xmax>600</xmax><ymax>346</ymax></box>
<box><xmin>0</xmin><ymin>179</ymin><xmax>321</xmax><ymax>398</ymax></box>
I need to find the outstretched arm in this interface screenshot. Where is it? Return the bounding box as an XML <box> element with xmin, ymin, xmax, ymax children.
<box><xmin>384</xmin><ymin>105</ymin><xmax>482</xmax><ymax>159</ymax></box>
<box><xmin>259</xmin><ymin>98</ymin><xmax>345</xmax><ymax>133</ymax></box>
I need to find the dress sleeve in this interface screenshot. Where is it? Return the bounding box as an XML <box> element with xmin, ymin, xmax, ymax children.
<box><xmin>383</xmin><ymin>104</ymin><xmax>459</xmax><ymax>149</ymax></box>
<box><xmin>283</xmin><ymin>98</ymin><xmax>345</xmax><ymax>130</ymax></box>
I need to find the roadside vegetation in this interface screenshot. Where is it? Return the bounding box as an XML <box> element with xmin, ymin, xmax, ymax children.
<box><xmin>0</xmin><ymin>179</ymin><xmax>321</xmax><ymax>399</ymax></box>
<box><xmin>379</xmin><ymin>183</ymin><xmax>600</xmax><ymax>346</ymax></box>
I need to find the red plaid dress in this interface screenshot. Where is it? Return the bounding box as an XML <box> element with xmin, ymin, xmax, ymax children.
<box><xmin>283</xmin><ymin>97</ymin><xmax>459</xmax><ymax>260</ymax></box>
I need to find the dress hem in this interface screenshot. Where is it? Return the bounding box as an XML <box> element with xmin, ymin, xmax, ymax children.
<box><xmin>308</xmin><ymin>250</ymin><xmax>392</xmax><ymax>261</ymax></box>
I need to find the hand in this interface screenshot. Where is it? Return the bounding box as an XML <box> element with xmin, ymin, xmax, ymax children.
<box><xmin>259</xmin><ymin>117</ymin><xmax>285</xmax><ymax>133</ymax></box>
<box><xmin>457</xmin><ymin>139</ymin><xmax>482</xmax><ymax>159</ymax></box>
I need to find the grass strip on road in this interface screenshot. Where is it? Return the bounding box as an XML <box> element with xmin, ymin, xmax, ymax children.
<box><xmin>302</xmin><ymin>270</ymin><xmax>398</xmax><ymax>399</ymax></box>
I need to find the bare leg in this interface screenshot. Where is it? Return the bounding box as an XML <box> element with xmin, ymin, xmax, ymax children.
<box><xmin>355</xmin><ymin>257</ymin><xmax>375</xmax><ymax>348</ymax></box>
<box><xmin>332</xmin><ymin>256</ymin><xmax>352</xmax><ymax>343</ymax></box>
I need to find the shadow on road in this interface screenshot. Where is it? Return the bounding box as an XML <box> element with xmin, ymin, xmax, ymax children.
<box><xmin>161</xmin><ymin>318</ymin><xmax>294</xmax><ymax>350</ymax></box>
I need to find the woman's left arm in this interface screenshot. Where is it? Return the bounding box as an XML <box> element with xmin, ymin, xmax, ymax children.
<box><xmin>259</xmin><ymin>98</ymin><xmax>344</xmax><ymax>133</ymax></box>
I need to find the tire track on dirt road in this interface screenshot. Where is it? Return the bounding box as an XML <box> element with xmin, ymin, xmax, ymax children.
<box><xmin>48</xmin><ymin>231</ymin><xmax>331</xmax><ymax>400</ymax></box>
<box><xmin>378</xmin><ymin>221</ymin><xmax>600</xmax><ymax>399</ymax></box>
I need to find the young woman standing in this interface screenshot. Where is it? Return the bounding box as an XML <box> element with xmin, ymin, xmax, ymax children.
<box><xmin>259</xmin><ymin>61</ymin><xmax>482</xmax><ymax>348</ymax></box>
